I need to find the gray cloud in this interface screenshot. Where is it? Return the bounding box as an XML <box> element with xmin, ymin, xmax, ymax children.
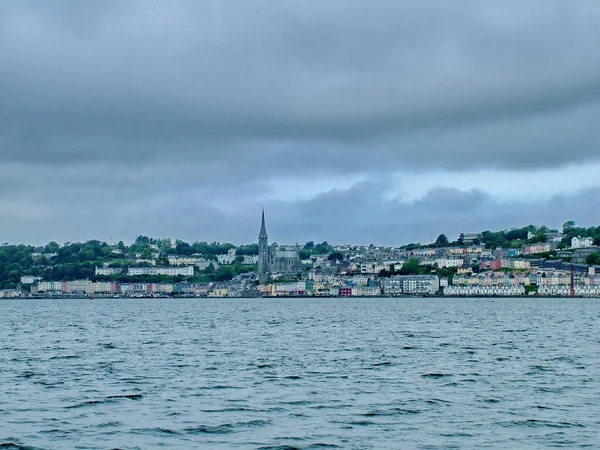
<box><xmin>1</xmin><ymin>172</ymin><xmax>598</xmax><ymax>246</ymax></box>
<box><xmin>1</xmin><ymin>1</ymin><xmax>599</xmax><ymax>243</ymax></box>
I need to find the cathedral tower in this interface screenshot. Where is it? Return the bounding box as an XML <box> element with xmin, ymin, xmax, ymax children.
<box><xmin>258</xmin><ymin>209</ymin><xmax>270</xmax><ymax>283</ymax></box>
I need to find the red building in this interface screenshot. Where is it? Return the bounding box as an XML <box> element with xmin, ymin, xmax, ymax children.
<box><xmin>339</xmin><ymin>287</ymin><xmax>352</xmax><ymax>296</ymax></box>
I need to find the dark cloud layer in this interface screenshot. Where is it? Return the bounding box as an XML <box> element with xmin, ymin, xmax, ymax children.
<box><xmin>1</xmin><ymin>1</ymin><xmax>599</xmax><ymax>244</ymax></box>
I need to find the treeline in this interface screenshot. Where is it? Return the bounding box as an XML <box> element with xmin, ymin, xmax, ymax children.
<box><xmin>0</xmin><ymin>236</ymin><xmax>261</xmax><ymax>288</ymax></box>
<box><xmin>298</xmin><ymin>241</ymin><xmax>334</xmax><ymax>260</ymax></box>
<box><xmin>404</xmin><ymin>222</ymin><xmax>600</xmax><ymax>251</ymax></box>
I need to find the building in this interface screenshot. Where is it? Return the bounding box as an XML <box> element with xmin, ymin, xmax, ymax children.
<box><xmin>37</xmin><ymin>281</ymin><xmax>65</xmax><ymax>293</ymax></box>
<box><xmin>127</xmin><ymin>266</ymin><xmax>194</xmax><ymax>276</ymax></box>
<box><xmin>168</xmin><ymin>255</ymin><xmax>201</xmax><ymax>266</ymax></box>
<box><xmin>444</xmin><ymin>285</ymin><xmax>525</xmax><ymax>296</ymax></box>
<box><xmin>95</xmin><ymin>267</ymin><xmax>123</xmax><ymax>276</ymax></box>
<box><xmin>436</xmin><ymin>258</ymin><xmax>464</xmax><ymax>268</ymax></box>
<box><xmin>20</xmin><ymin>275</ymin><xmax>42</xmax><ymax>284</ymax></box>
<box><xmin>523</xmin><ymin>243</ymin><xmax>553</xmax><ymax>255</ymax></box>
<box><xmin>351</xmin><ymin>286</ymin><xmax>381</xmax><ymax>296</ymax></box>
<box><xmin>572</xmin><ymin>247</ymin><xmax>600</xmax><ymax>264</ymax></box>
<box><xmin>461</xmin><ymin>233</ymin><xmax>482</xmax><ymax>244</ymax></box>
<box><xmin>381</xmin><ymin>275</ymin><xmax>440</xmax><ymax>295</ymax></box>
<box><xmin>217</xmin><ymin>248</ymin><xmax>237</xmax><ymax>265</ymax></box>
<box><xmin>240</xmin><ymin>255</ymin><xmax>259</xmax><ymax>265</ymax></box>
<box><xmin>258</xmin><ymin>210</ymin><xmax>270</xmax><ymax>283</ymax></box>
<box><xmin>272</xmin><ymin>248</ymin><xmax>302</xmax><ymax>275</ymax></box>
<box><xmin>572</xmin><ymin>236</ymin><xmax>594</xmax><ymax>248</ymax></box>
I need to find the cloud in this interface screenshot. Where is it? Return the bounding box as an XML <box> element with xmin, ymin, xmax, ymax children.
<box><xmin>2</xmin><ymin>1</ymin><xmax>600</xmax><ymax>169</ymax></box>
<box><xmin>0</xmin><ymin>1</ymin><xmax>599</xmax><ymax>243</ymax></box>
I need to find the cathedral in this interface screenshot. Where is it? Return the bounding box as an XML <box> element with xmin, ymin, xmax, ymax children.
<box><xmin>257</xmin><ymin>210</ymin><xmax>302</xmax><ymax>284</ymax></box>
<box><xmin>258</xmin><ymin>209</ymin><xmax>270</xmax><ymax>283</ymax></box>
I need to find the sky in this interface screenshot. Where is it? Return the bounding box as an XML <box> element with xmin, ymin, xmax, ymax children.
<box><xmin>1</xmin><ymin>0</ymin><xmax>600</xmax><ymax>246</ymax></box>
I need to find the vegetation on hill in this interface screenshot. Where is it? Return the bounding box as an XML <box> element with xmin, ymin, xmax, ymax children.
<box><xmin>0</xmin><ymin>236</ymin><xmax>255</xmax><ymax>289</ymax></box>
<box><xmin>298</xmin><ymin>241</ymin><xmax>334</xmax><ymax>260</ymax></box>
<box><xmin>403</xmin><ymin>222</ymin><xmax>600</xmax><ymax>251</ymax></box>
<box><xmin>1</xmin><ymin>220</ymin><xmax>599</xmax><ymax>290</ymax></box>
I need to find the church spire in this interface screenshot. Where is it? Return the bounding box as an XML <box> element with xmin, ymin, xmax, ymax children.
<box><xmin>258</xmin><ymin>209</ymin><xmax>270</xmax><ymax>283</ymax></box>
<box><xmin>259</xmin><ymin>208</ymin><xmax>268</xmax><ymax>238</ymax></box>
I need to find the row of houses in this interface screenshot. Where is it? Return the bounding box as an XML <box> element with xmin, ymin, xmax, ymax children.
<box><xmin>32</xmin><ymin>280</ymin><xmax>190</xmax><ymax>295</ymax></box>
<box><xmin>444</xmin><ymin>285</ymin><xmax>526</xmax><ymax>296</ymax></box>
<box><xmin>260</xmin><ymin>275</ymin><xmax>441</xmax><ymax>297</ymax></box>
<box><xmin>538</xmin><ymin>285</ymin><xmax>600</xmax><ymax>296</ymax></box>
<box><xmin>95</xmin><ymin>266</ymin><xmax>195</xmax><ymax>277</ymax></box>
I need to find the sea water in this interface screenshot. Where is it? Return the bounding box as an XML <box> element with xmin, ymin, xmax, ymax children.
<box><xmin>1</xmin><ymin>297</ymin><xmax>599</xmax><ymax>449</ymax></box>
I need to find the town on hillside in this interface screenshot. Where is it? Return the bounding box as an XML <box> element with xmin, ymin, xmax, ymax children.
<box><xmin>1</xmin><ymin>216</ymin><xmax>600</xmax><ymax>299</ymax></box>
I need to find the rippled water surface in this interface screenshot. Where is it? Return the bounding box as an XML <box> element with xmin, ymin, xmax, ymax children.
<box><xmin>1</xmin><ymin>297</ymin><xmax>599</xmax><ymax>449</ymax></box>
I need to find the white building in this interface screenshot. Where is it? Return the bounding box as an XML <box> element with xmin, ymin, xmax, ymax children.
<box><xmin>444</xmin><ymin>285</ymin><xmax>525</xmax><ymax>296</ymax></box>
<box><xmin>351</xmin><ymin>286</ymin><xmax>381</xmax><ymax>296</ymax></box>
<box><xmin>436</xmin><ymin>258</ymin><xmax>464</xmax><ymax>268</ymax></box>
<box><xmin>168</xmin><ymin>256</ymin><xmax>201</xmax><ymax>266</ymax></box>
<box><xmin>37</xmin><ymin>281</ymin><xmax>64</xmax><ymax>292</ymax></box>
<box><xmin>0</xmin><ymin>289</ymin><xmax>22</xmax><ymax>298</ymax></box>
<box><xmin>217</xmin><ymin>254</ymin><xmax>237</xmax><ymax>265</ymax></box>
<box><xmin>381</xmin><ymin>275</ymin><xmax>440</xmax><ymax>295</ymax></box>
<box><xmin>274</xmin><ymin>281</ymin><xmax>306</xmax><ymax>295</ymax></box>
<box><xmin>95</xmin><ymin>267</ymin><xmax>122</xmax><ymax>276</ymax></box>
<box><xmin>538</xmin><ymin>285</ymin><xmax>571</xmax><ymax>296</ymax></box>
<box><xmin>572</xmin><ymin>236</ymin><xmax>594</xmax><ymax>248</ymax></box>
<box><xmin>20</xmin><ymin>275</ymin><xmax>42</xmax><ymax>284</ymax></box>
<box><xmin>241</xmin><ymin>255</ymin><xmax>258</xmax><ymax>265</ymax></box>
<box><xmin>127</xmin><ymin>266</ymin><xmax>194</xmax><ymax>276</ymax></box>
<box><xmin>360</xmin><ymin>262</ymin><xmax>388</xmax><ymax>274</ymax></box>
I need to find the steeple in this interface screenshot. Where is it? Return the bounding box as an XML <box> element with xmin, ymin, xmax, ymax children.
<box><xmin>258</xmin><ymin>209</ymin><xmax>270</xmax><ymax>283</ymax></box>
<box><xmin>259</xmin><ymin>208</ymin><xmax>268</xmax><ymax>239</ymax></box>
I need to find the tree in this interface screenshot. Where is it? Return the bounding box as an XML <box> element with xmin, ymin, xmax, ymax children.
<box><xmin>328</xmin><ymin>251</ymin><xmax>344</xmax><ymax>262</ymax></box>
<box><xmin>435</xmin><ymin>234</ymin><xmax>449</xmax><ymax>245</ymax></box>
<box><xmin>44</xmin><ymin>241</ymin><xmax>60</xmax><ymax>253</ymax></box>
<box><xmin>399</xmin><ymin>258</ymin><xmax>420</xmax><ymax>275</ymax></box>
<box><xmin>236</xmin><ymin>244</ymin><xmax>258</xmax><ymax>256</ymax></box>
<box><xmin>298</xmin><ymin>250</ymin><xmax>311</xmax><ymax>260</ymax></box>
<box><xmin>213</xmin><ymin>266</ymin><xmax>234</xmax><ymax>282</ymax></box>
<box><xmin>586</xmin><ymin>253</ymin><xmax>600</xmax><ymax>265</ymax></box>
<box><xmin>135</xmin><ymin>235</ymin><xmax>151</xmax><ymax>245</ymax></box>
<box><xmin>562</xmin><ymin>221</ymin><xmax>576</xmax><ymax>234</ymax></box>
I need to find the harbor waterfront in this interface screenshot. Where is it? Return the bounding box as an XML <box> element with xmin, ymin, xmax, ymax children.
<box><xmin>1</xmin><ymin>296</ymin><xmax>599</xmax><ymax>449</ymax></box>
<box><xmin>2</xmin><ymin>217</ymin><xmax>600</xmax><ymax>299</ymax></box>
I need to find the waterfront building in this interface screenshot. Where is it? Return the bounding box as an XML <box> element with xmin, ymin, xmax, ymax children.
<box><xmin>381</xmin><ymin>275</ymin><xmax>440</xmax><ymax>295</ymax></box>
<box><xmin>351</xmin><ymin>285</ymin><xmax>381</xmax><ymax>296</ymax></box>
<box><xmin>444</xmin><ymin>285</ymin><xmax>525</xmax><ymax>296</ymax></box>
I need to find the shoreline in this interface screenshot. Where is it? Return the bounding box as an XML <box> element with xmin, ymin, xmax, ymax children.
<box><xmin>4</xmin><ymin>294</ymin><xmax>598</xmax><ymax>300</ymax></box>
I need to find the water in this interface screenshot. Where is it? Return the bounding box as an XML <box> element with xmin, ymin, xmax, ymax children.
<box><xmin>1</xmin><ymin>297</ymin><xmax>599</xmax><ymax>449</ymax></box>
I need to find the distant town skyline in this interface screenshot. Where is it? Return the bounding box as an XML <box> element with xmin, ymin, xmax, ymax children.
<box><xmin>1</xmin><ymin>1</ymin><xmax>600</xmax><ymax>245</ymax></box>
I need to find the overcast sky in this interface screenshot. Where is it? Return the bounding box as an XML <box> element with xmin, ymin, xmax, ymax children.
<box><xmin>1</xmin><ymin>0</ymin><xmax>600</xmax><ymax>246</ymax></box>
